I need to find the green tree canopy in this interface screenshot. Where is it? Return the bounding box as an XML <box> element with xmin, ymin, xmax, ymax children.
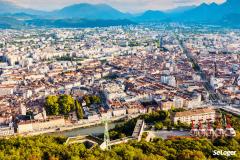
<box><xmin>58</xmin><ymin>95</ymin><xmax>75</xmax><ymax>115</ymax></box>
<box><xmin>75</xmin><ymin>100</ymin><xmax>84</xmax><ymax>119</ymax></box>
<box><xmin>45</xmin><ymin>95</ymin><xmax>60</xmax><ymax>115</ymax></box>
<box><xmin>155</xmin><ymin>122</ymin><xmax>163</xmax><ymax>130</ymax></box>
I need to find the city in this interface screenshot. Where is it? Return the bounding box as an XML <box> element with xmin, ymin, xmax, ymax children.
<box><xmin>0</xmin><ymin>0</ymin><xmax>240</xmax><ymax>160</ymax></box>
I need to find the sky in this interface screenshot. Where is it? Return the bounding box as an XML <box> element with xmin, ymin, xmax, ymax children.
<box><xmin>7</xmin><ymin>0</ymin><xmax>226</xmax><ymax>13</ymax></box>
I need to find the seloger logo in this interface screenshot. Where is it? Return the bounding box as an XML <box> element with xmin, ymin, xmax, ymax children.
<box><xmin>213</xmin><ymin>150</ymin><xmax>236</xmax><ymax>157</ymax></box>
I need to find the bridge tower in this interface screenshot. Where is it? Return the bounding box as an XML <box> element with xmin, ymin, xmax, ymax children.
<box><xmin>103</xmin><ymin>119</ymin><xmax>111</xmax><ymax>150</ymax></box>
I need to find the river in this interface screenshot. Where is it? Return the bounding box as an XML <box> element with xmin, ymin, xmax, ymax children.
<box><xmin>53</xmin><ymin>122</ymin><xmax>123</xmax><ymax>137</ymax></box>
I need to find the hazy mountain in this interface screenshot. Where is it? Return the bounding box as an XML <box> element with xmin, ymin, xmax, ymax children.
<box><xmin>0</xmin><ymin>0</ymin><xmax>21</xmax><ymax>14</ymax></box>
<box><xmin>0</xmin><ymin>2</ymin><xmax>136</xmax><ymax>29</ymax></box>
<box><xmin>26</xmin><ymin>18</ymin><xmax>136</xmax><ymax>28</ymax></box>
<box><xmin>0</xmin><ymin>16</ymin><xmax>25</xmax><ymax>29</ymax></box>
<box><xmin>177</xmin><ymin>0</ymin><xmax>240</xmax><ymax>23</ymax></box>
<box><xmin>221</xmin><ymin>13</ymin><xmax>240</xmax><ymax>27</ymax></box>
<box><xmin>219</xmin><ymin>0</ymin><xmax>240</xmax><ymax>15</ymax></box>
<box><xmin>52</xmin><ymin>3</ymin><xmax>128</xmax><ymax>19</ymax></box>
<box><xmin>0</xmin><ymin>0</ymin><xmax>47</xmax><ymax>15</ymax></box>
<box><xmin>0</xmin><ymin>0</ymin><xmax>240</xmax><ymax>28</ymax></box>
<box><xmin>2</xmin><ymin>13</ymin><xmax>39</xmax><ymax>20</ymax></box>
<box><xmin>165</xmin><ymin>5</ymin><xmax>196</xmax><ymax>14</ymax></box>
<box><xmin>0</xmin><ymin>16</ymin><xmax>136</xmax><ymax>29</ymax></box>
<box><xmin>135</xmin><ymin>10</ymin><xmax>167</xmax><ymax>22</ymax></box>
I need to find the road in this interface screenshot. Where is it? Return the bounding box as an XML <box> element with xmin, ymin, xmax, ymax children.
<box><xmin>212</xmin><ymin>103</ymin><xmax>240</xmax><ymax>116</ymax></box>
<box><xmin>179</xmin><ymin>39</ymin><xmax>220</xmax><ymax>103</ymax></box>
<box><xmin>177</xmin><ymin>38</ymin><xmax>240</xmax><ymax>117</ymax></box>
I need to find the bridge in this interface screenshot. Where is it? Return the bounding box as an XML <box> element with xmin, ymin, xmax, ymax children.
<box><xmin>100</xmin><ymin>119</ymin><xmax>145</xmax><ymax>150</ymax></box>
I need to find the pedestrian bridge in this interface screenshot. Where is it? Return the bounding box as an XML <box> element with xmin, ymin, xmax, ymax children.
<box><xmin>100</xmin><ymin>119</ymin><xmax>145</xmax><ymax>150</ymax></box>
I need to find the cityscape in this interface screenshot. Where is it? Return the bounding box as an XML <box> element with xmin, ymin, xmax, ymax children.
<box><xmin>0</xmin><ymin>0</ymin><xmax>240</xmax><ymax>160</ymax></box>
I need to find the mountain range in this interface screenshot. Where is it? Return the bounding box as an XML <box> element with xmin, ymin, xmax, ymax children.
<box><xmin>0</xmin><ymin>0</ymin><xmax>45</xmax><ymax>15</ymax></box>
<box><xmin>0</xmin><ymin>0</ymin><xmax>240</xmax><ymax>28</ymax></box>
<box><xmin>177</xmin><ymin>0</ymin><xmax>240</xmax><ymax>23</ymax></box>
<box><xmin>51</xmin><ymin>3</ymin><xmax>129</xmax><ymax>20</ymax></box>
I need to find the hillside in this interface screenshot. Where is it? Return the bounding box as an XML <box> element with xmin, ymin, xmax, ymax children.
<box><xmin>51</xmin><ymin>3</ymin><xmax>128</xmax><ymax>20</ymax></box>
<box><xmin>0</xmin><ymin>16</ymin><xmax>25</xmax><ymax>29</ymax></box>
<box><xmin>176</xmin><ymin>0</ymin><xmax>240</xmax><ymax>23</ymax></box>
<box><xmin>134</xmin><ymin>10</ymin><xmax>167</xmax><ymax>22</ymax></box>
<box><xmin>26</xmin><ymin>18</ymin><xmax>136</xmax><ymax>28</ymax></box>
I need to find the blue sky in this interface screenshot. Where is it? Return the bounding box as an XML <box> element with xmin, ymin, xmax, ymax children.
<box><xmin>8</xmin><ymin>0</ymin><xmax>225</xmax><ymax>12</ymax></box>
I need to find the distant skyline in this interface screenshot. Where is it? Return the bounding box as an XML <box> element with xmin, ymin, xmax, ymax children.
<box><xmin>6</xmin><ymin>0</ymin><xmax>226</xmax><ymax>13</ymax></box>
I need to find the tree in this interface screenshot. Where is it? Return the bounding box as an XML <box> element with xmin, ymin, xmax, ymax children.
<box><xmin>83</xmin><ymin>95</ymin><xmax>91</xmax><ymax>107</ymax></box>
<box><xmin>167</xmin><ymin>126</ymin><xmax>172</xmax><ymax>131</ymax></box>
<box><xmin>45</xmin><ymin>95</ymin><xmax>60</xmax><ymax>115</ymax></box>
<box><xmin>0</xmin><ymin>133</ymin><xmax>240</xmax><ymax>160</ymax></box>
<box><xmin>75</xmin><ymin>100</ymin><xmax>84</xmax><ymax>119</ymax></box>
<box><xmin>155</xmin><ymin>122</ymin><xmax>163</xmax><ymax>130</ymax></box>
<box><xmin>58</xmin><ymin>95</ymin><xmax>75</xmax><ymax>115</ymax></box>
<box><xmin>158</xmin><ymin>111</ymin><xmax>169</xmax><ymax>121</ymax></box>
<box><xmin>163</xmin><ymin>118</ymin><xmax>171</xmax><ymax>127</ymax></box>
<box><xmin>179</xmin><ymin>150</ymin><xmax>206</xmax><ymax>160</ymax></box>
<box><xmin>91</xmin><ymin>95</ymin><xmax>101</xmax><ymax>104</ymax></box>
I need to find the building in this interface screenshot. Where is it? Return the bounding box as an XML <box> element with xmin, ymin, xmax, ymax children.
<box><xmin>161</xmin><ymin>100</ymin><xmax>173</xmax><ymax>111</ymax></box>
<box><xmin>173</xmin><ymin>96</ymin><xmax>184</xmax><ymax>108</ymax></box>
<box><xmin>17</xmin><ymin>117</ymin><xmax>65</xmax><ymax>133</ymax></box>
<box><xmin>103</xmin><ymin>83</ymin><xmax>126</xmax><ymax>100</ymax></box>
<box><xmin>112</xmin><ymin>108</ymin><xmax>127</xmax><ymax>117</ymax></box>
<box><xmin>0</xmin><ymin>126</ymin><xmax>14</xmax><ymax>136</ymax></box>
<box><xmin>171</xmin><ymin>107</ymin><xmax>216</xmax><ymax>125</ymax></box>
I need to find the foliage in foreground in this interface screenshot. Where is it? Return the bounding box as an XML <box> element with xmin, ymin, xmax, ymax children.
<box><xmin>0</xmin><ymin>134</ymin><xmax>240</xmax><ymax>160</ymax></box>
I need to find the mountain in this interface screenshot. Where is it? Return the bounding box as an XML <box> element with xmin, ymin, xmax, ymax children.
<box><xmin>0</xmin><ymin>16</ymin><xmax>25</xmax><ymax>29</ymax></box>
<box><xmin>52</xmin><ymin>3</ymin><xmax>128</xmax><ymax>19</ymax></box>
<box><xmin>179</xmin><ymin>3</ymin><xmax>220</xmax><ymax>22</ymax></box>
<box><xmin>0</xmin><ymin>1</ymin><xmax>240</xmax><ymax>27</ymax></box>
<box><xmin>0</xmin><ymin>17</ymin><xmax>136</xmax><ymax>29</ymax></box>
<box><xmin>219</xmin><ymin>0</ymin><xmax>240</xmax><ymax>15</ymax></box>
<box><xmin>26</xmin><ymin>18</ymin><xmax>136</xmax><ymax>28</ymax></box>
<box><xmin>177</xmin><ymin>0</ymin><xmax>240</xmax><ymax>23</ymax></box>
<box><xmin>0</xmin><ymin>2</ymin><xmax>136</xmax><ymax>29</ymax></box>
<box><xmin>0</xmin><ymin>0</ymin><xmax>47</xmax><ymax>15</ymax></box>
<box><xmin>135</xmin><ymin>10</ymin><xmax>167</xmax><ymax>22</ymax></box>
<box><xmin>221</xmin><ymin>13</ymin><xmax>240</xmax><ymax>27</ymax></box>
<box><xmin>1</xmin><ymin>13</ymin><xmax>39</xmax><ymax>20</ymax></box>
<box><xmin>0</xmin><ymin>0</ymin><xmax>21</xmax><ymax>14</ymax></box>
<box><xmin>165</xmin><ymin>5</ymin><xmax>196</xmax><ymax>14</ymax></box>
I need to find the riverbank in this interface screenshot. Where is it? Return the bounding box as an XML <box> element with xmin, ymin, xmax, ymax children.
<box><xmin>17</xmin><ymin>113</ymin><xmax>143</xmax><ymax>137</ymax></box>
<box><xmin>21</xmin><ymin>115</ymin><xmax>128</xmax><ymax>137</ymax></box>
<box><xmin>56</xmin><ymin>122</ymin><xmax>123</xmax><ymax>137</ymax></box>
